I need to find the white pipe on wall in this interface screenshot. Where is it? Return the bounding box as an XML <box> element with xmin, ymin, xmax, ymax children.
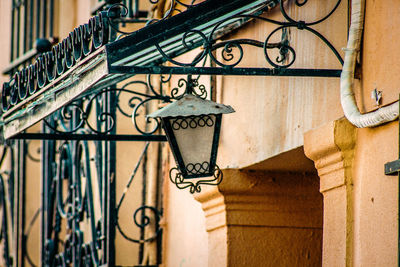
<box><xmin>341</xmin><ymin>0</ymin><xmax>399</xmax><ymax>128</ymax></box>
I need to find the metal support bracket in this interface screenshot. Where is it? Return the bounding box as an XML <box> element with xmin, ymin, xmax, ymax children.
<box><xmin>384</xmin><ymin>159</ymin><xmax>400</xmax><ymax>176</ymax></box>
<box><xmin>10</xmin><ymin>133</ymin><xmax>167</xmax><ymax>142</ymax></box>
<box><xmin>109</xmin><ymin>66</ymin><xmax>342</xmax><ymax>77</ymax></box>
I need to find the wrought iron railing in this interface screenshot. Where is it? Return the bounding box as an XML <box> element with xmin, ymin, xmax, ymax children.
<box><xmin>1</xmin><ymin>1</ymin><xmax>164</xmax><ymax>266</ymax></box>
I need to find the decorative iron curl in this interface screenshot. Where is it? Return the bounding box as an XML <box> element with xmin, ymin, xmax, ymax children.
<box><xmin>169</xmin><ymin>165</ymin><xmax>223</xmax><ymax>194</ymax></box>
<box><xmin>117</xmin><ymin>205</ymin><xmax>162</xmax><ymax>244</ymax></box>
<box><xmin>0</xmin><ymin>172</ymin><xmax>12</xmax><ymax>267</ymax></box>
<box><xmin>131</xmin><ymin>97</ymin><xmax>162</xmax><ymax>135</ymax></box>
<box><xmin>208</xmin><ymin>40</ymin><xmax>244</xmax><ymax>68</ymax></box>
<box><xmin>156</xmin><ymin>1</ymin><xmax>343</xmax><ymax>70</ymax></box>
<box><xmin>264</xmin><ymin>26</ymin><xmax>296</xmax><ymax>68</ymax></box>
<box><xmin>295</xmin><ymin>0</ymin><xmax>308</xmax><ymax>7</ymax></box>
<box><xmin>116</xmin><ymin>74</ymin><xmax>167</xmax><ymax>117</ymax></box>
<box><xmin>26</xmin><ymin>139</ymin><xmax>41</xmax><ymax>163</ymax></box>
<box><xmin>279</xmin><ymin>0</ymin><xmax>341</xmax><ymax>26</ymax></box>
<box><xmin>118</xmin><ymin>76</ymin><xmax>171</xmax><ymax>135</ymax></box>
<box><xmin>43</xmin><ymin>82</ymin><xmax>171</xmax><ymax>135</ymax></box>
<box><xmin>24</xmin><ymin>208</ymin><xmax>42</xmax><ymax>267</ymax></box>
<box><xmin>171</xmin><ymin>77</ymin><xmax>207</xmax><ymax>99</ymax></box>
<box><xmin>115</xmin><ymin>142</ymin><xmax>162</xmax><ymax>244</ymax></box>
<box><xmin>149</xmin><ymin>0</ymin><xmax>203</xmax><ymax>22</ymax></box>
<box><xmin>50</xmin><ymin>140</ymin><xmax>101</xmax><ymax>266</ymax></box>
<box><xmin>186</xmin><ymin>162</ymin><xmax>210</xmax><ymax>175</ymax></box>
<box><xmin>104</xmin><ymin>1</ymin><xmax>203</xmax><ymax>35</ymax></box>
<box><xmin>106</xmin><ymin>3</ymin><xmax>131</xmax><ymax>35</ymax></box>
<box><xmin>171</xmin><ymin>115</ymin><xmax>215</xmax><ymax>130</ymax></box>
<box><xmin>155</xmin><ymin>29</ymin><xmax>209</xmax><ymax>67</ymax></box>
<box><xmin>74</xmin><ymin>139</ymin><xmax>101</xmax><ymax>266</ymax></box>
<box><xmin>43</xmin><ymin>103</ymin><xmax>86</xmax><ymax>134</ymax></box>
<box><xmin>41</xmin><ymin>74</ymin><xmax>212</xmax><ymax>136</ymax></box>
<box><xmin>45</xmin><ymin>138</ymin><xmax>101</xmax><ymax>266</ymax></box>
<box><xmin>55</xmin><ymin>142</ymin><xmax>73</xmax><ymax>220</ymax></box>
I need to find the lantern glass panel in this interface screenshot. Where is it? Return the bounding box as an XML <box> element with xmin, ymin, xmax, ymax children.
<box><xmin>169</xmin><ymin>114</ymin><xmax>216</xmax><ymax>176</ymax></box>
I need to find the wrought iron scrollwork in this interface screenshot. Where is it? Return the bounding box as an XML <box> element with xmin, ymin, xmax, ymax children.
<box><xmin>0</xmin><ymin>146</ymin><xmax>12</xmax><ymax>267</ymax></box>
<box><xmin>117</xmin><ymin>205</ymin><xmax>162</xmax><ymax>243</ymax></box>
<box><xmin>26</xmin><ymin>139</ymin><xmax>41</xmax><ymax>162</ymax></box>
<box><xmin>171</xmin><ymin>76</ymin><xmax>207</xmax><ymax>100</ymax></box>
<box><xmin>186</xmin><ymin>162</ymin><xmax>211</xmax><ymax>176</ymax></box>
<box><xmin>25</xmin><ymin>207</ymin><xmax>41</xmax><ymax>267</ymax></box>
<box><xmin>116</xmin><ymin>143</ymin><xmax>162</xmax><ymax>244</ymax></box>
<box><xmin>0</xmin><ymin>174</ymin><xmax>12</xmax><ymax>267</ymax></box>
<box><xmin>169</xmin><ymin>165</ymin><xmax>223</xmax><ymax>194</ymax></box>
<box><xmin>171</xmin><ymin>115</ymin><xmax>215</xmax><ymax>130</ymax></box>
<box><xmin>1</xmin><ymin>0</ymin><xmax>343</xmax><ymax>114</ymax></box>
<box><xmin>40</xmin><ymin>71</ymin><xmax>208</xmax><ymax>136</ymax></box>
<box><xmin>43</xmin><ymin>140</ymin><xmax>102</xmax><ymax>266</ymax></box>
<box><xmin>42</xmin><ymin>86</ymin><xmax>163</xmax><ymax>135</ymax></box>
<box><xmin>153</xmin><ymin>0</ymin><xmax>343</xmax><ymax>69</ymax></box>
<box><xmin>39</xmin><ymin>133</ymin><xmax>162</xmax><ymax>265</ymax></box>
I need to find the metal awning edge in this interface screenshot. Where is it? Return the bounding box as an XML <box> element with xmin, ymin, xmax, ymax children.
<box><xmin>0</xmin><ymin>0</ymin><xmax>343</xmax><ymax>140</ymax></box>
<box><xmin>1</xmin><ymin>0</ymin><xmax>268</xmax><ymax>140</ymax></box>
<box><xmin>2</xmin><ymin>50</ymin><xmax>109</xmax><ymax>139</ymax></box>
<box><xmin>106</xmin><ymin>0</ymin><xmax>269</xmax><ymax>67</ymax></box>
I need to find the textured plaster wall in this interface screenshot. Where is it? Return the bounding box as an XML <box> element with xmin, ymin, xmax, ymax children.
<box><xmin>227</xmin><ymin>226</ymin><xmax>322</xmax><ymax>266</ymax></box>
<box><xmin>353</xmin><ymin>122</ymin><xmax>398</xmax><ymax>266</ymax></box>
<box><xmin>302</xmin><ymin>1</ymin><xmax>400</xmax><ymax>265</ymax></box>
<box><xmin>163</xmin><ymin>168</ymin><xmax>209</xmax><ymax>267</ymax></box>
<box><xmin>217</xmin><ymin>1</ymin><xmax>347</xmax><ymax>170</ymax></box>
<box><xmin>0</xmin><ymin>1</ymin><xmax>11</xmax><ymax>86</ymax></box>
<box><xmin>350</xmin><ymin>0</ymin><xmax>400</xmax><ymax>265</ymax></box>
<box><xmin>195</xmin><ymin>169</ymin><xmax>323</xmax><ymax>267</ymax></box>
<box><xmin>360</xmin><ymin>0</ymin><xmax>400</xmax><ymax>110</ymax></box>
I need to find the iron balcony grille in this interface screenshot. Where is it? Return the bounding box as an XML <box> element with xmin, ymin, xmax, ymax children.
<box><xmin>1</xmin><ymin>0</ymin><xmax>343</xmax><ymax>140</ymax></box>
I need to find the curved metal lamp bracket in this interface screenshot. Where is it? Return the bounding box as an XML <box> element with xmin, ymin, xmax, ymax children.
<box><xmin>169</xmin><ymin>165</ymin><xmax>223</xmax><ymax>194</ymax></box>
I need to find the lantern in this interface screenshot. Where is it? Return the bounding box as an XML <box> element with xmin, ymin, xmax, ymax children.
<box><xmin>148</xmin><ymin>94</ymin><xmax>235</xmax><ymax>193</ymax></box>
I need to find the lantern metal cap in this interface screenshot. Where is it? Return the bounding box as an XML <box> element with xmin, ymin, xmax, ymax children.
<box><xmin>148</xmin><ymin>94</ymin><xmax>235</xmax><ymax>118</ymax></box>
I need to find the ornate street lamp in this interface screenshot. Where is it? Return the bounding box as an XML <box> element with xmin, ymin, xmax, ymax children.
<box><xmin>148</xmin><ymin>91</ymin><xmax>234</xmax><ymax>193</ymax></box>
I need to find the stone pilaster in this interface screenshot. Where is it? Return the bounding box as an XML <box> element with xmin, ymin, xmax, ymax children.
<box><xmin>195</xmin><ymin>169</ymin><xmax>323</xmax><ymax>267</ymax></box>
<box><xmin>304</xmin><ymin>118</ymin><xmax>357</xmax><ymax>267</ymax></box>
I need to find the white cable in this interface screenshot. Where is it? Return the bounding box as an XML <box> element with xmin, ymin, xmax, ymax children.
<box><xmin>341</xmin><ymin>0</ymin><xmax>399</xmax><ymax>128</ymax></box>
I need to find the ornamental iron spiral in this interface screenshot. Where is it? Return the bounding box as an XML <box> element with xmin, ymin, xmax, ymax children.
<box><xmin>169</xmin><ymin>165</ymin><xmax>223</xmax><ymax>194</ymax></box>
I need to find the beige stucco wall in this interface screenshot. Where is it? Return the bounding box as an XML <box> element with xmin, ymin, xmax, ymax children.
<box><xmin>351</xmin><ymin>1</ymin><xmax>400</xmax><ymax>265</ymax></box>
<box><xmin>302</xmin><ymin>1</ymin><xmax>400</xmax><ymax>266</ymax></box>
<box><xmin>163</xmin><ymin>173</ymin><xmax>209</xmax><ymax>267</ymax></box>
<box><xmin>0</xmin><ymin>1</ymin><xmax>11</xmax><ymax>86</ymax></box>
<box><xmin>361</xmin><ymin>0</ymin><xmax>400</xmax><ymax>110</ymax></box>
<box><xmin>352</xmin><ymin>122</ymin><xmax>398</xmax><ymax>266</ymax></box>
<box><xmin>217</xmin><ymin>1</ymin><xmax>347</xmax><ymax>170</ymax></box>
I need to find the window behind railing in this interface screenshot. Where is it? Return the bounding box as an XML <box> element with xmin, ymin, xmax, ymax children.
<box><xmin>5</xmin><ymin>0</ymin><xmax>55</xmax><ymax>76</ymax></box>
